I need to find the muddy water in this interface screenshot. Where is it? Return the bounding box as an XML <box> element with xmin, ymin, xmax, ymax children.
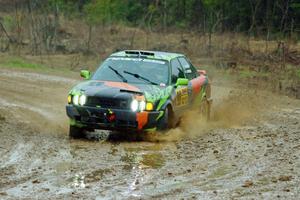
<box><xmin>0</xmin><ymin>68</ymin><xmax>300</xmax><ymax>199</ymax></box>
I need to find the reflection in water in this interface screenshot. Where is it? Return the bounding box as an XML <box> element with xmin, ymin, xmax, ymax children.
<box><xmin>55</xmin><ymin>162</ymin><xmax>72</xmax><ymax>174</ymax></box>
<box><xmin>121</xmin><ymin>143</ymin><xmax>166</xmax><ymax>197</ymax></box>
<box><xmin>121</xmin><ymin>152</ymin><xmax>165</xmax><ymax>169</ymax></box>
<box><xmin>71</xmin><ymin>169</ymin><xmax>109</xmax><ymax>189</ymax></box>
<box><xmin>66</xmin><ymin>137</ymin><xmax>170</xmax><ymax>197</ymax></box>
<box><xmin>141</xmin><ymin>153</ymin><xmax>165</xmax><ymax>169</ymax></box>
<box><xmin>125</xmin><ymin>165</ymin><xmax>143</xmax><ymax>198</ymax></box>
<box><xmin>85</xmin><ymin>168</ymin><xmax>111</xmax><ymax>183</ymax></box>
<box><xmin>121</xmin><ymin>144</ymin><xmax>165</xmax><ymax>169</ymax></box>
<box><xmin>72</xmin><ymin>174</ymin><xmax>86</xmax><ymax>188</ymax></box>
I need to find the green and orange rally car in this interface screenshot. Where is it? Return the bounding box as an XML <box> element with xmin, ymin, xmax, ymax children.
<box><xmin>66</xmin><ymin>50</ymin><xmax>212</xmax><ymax>138</ymax></box>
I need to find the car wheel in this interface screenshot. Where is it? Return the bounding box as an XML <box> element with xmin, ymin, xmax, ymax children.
<box><xmin>69</xmin><ymin>125</ymin><xmax>86</xmax><ymax>139</ymax></box>
<box><xmin>157</xmin><ymin>106</ymin><xmax>175</xmax><ymax>131</ymax></box>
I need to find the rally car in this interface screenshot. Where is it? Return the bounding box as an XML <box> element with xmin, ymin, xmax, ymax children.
<box><xmin>66</xmin><ymin>50</ymin><xmax>212</xmax><ymax>138</ymax></box>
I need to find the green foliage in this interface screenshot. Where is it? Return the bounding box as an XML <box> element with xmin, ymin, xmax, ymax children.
<box><xmin>83</xmin><ymin>0</ymin><xmax>127</xmax><ymax>25</ymax></box>
<box><xmin>2</xmin><ymin>15</ymin><xmax>15</xmax><ymax>31</ymax></box>
<box><xmin>43</xmin><ymin>0</ymin><xmax>300</xmax><ymax>35</ymax></box>
<box><xmin>297</xmin><ymin>69</ymin><xmax>300</xmax><ymax>79</ymax></box>
<box><xmin>47</xmin><ymin>0</ymin><xmax>82</xmax><ymax>17</ymax></box>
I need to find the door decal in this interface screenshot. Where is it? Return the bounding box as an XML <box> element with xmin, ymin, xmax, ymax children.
<box><xmin>175</xmin><ymin>87</ymin><xmax>188</xmax><ymax>106</ymax></box>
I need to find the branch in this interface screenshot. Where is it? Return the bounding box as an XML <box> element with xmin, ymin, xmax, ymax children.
<box><xmin>0</xmin><ymin>22</ymin><xmax>14</xmax><ymax>43</ymax></box>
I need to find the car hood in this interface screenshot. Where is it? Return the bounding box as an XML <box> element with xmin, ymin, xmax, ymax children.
<box><xmin>70</xmin><ymin>80</ymin><xmax>173</xmax><ymax>103</ymax></box>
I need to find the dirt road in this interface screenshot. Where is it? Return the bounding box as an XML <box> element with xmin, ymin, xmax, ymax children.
<box><xmin>0</xmin><ymin>68</ymin><xmax>299</xmax><ymax>199</ymax></box>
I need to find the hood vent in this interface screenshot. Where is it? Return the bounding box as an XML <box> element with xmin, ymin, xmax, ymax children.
<box><xmin>119</xmin><ymin>89</ymin><xmax>143</xmax><ymax>95</ymax></box>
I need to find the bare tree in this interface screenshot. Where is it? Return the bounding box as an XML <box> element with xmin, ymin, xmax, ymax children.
<box><xmin>27</xmin><ymin>0</ymin><xmax>38</xmax><ymax>55</ymax></box>
<box><xmin>248</xmin><ymin>0</ymin><xmax>262</xmax><ymax>35</ymax></box>
<box><xmin>279</xmin><ymin>0</ymin><xmax>290</xmax><ymax>34</ymax></box>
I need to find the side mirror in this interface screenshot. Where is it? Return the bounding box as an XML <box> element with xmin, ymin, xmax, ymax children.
<box><xmin>80</xmin><ymin>70</ymin><xmax>91</xmax><ymax>80</ymax></box>
<box><xmin>176</xmin><ymin>78</ymin><xmax>189</xmax><ymax>86</ymax></box>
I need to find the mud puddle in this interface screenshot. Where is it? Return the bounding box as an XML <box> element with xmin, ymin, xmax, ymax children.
<box><xmin>0</xmin><ymin>68</ymin><xmax>300</xmax><ymax>199</ymax></box>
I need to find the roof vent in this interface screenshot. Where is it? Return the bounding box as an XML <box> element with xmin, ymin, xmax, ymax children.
<box><xmin>140</xmin><ymin>51</ymin><xmax>154</xmax><ymax>56</ymax></box>
<box><xmin>125</xmin><ymin>50</ymin><xmax>154</xmax><ymax>57</ymax></box>
<box><xmin>125</xmin><ymin>51</ymin><xmax>139</xmax><ymax>55</ymax></box>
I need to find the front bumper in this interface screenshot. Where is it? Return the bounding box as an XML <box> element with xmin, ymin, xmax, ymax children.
<box><xmin>66</xmin><ymin>105</ymin><xmax>161</xmax><ymax>131</ymax></box>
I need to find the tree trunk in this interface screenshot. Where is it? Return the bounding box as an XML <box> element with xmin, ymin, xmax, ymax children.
<box><xmin>52</xmin><ymin>0</ymin><xmax>59</xmax><ymax>53</ymax></box>
<box><xmin>27</xmin><ymin>0</ymin><xmax>38</xmax><ymax>55</ymax></box>
<box><xmin>280</xmin><ymin>0</ymin><xmax>290</xmax><ymax>34</ymax></box>
<box><xmin>87</xmin><ymin>24</ymin><xmax>92</xmax><ymax>52</ymax></box>
<box><xmin>163</xmin><ymin>0</ymin><xmax>167</xmax><ymax>32</ymax></box>
<box><xmin>248</xmin><ymin>0</ymin><xmax>262</xmax><ymax>35</ymax></box>
<box><xmin>14</xmin><ymin>0</ymin><xmax>21</xmax><ymax>55</ymax></box>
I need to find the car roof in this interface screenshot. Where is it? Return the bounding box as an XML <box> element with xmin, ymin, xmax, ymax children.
<box><xmin>110</xmin><ymin>50</ymin><xmax>184</xmax><ymax>62</ymax></box>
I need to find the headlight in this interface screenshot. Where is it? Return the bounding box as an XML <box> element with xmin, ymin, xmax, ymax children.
<box><xmin>131</xmin><ymin>99</ymin><xmax>138</xmax><ymax>112</ymax></box>
<box><xmin>73</xmin><ymin>95</ymin><xmax>79</xmax><ymax>105</ymax></box>
<box><xmin>139</xmin><ymin>101</ymin><xmax>146</xmax><ymax>111</ymax></box>
<box><xmin>131</xmin><ymin>100</ymin><xmax>150</xmax><ymax>112</ymax></box>
<box><xmin>79</xmin><ymin>95</ymin><xmax>87</xmax><ymax>106</ymax></box>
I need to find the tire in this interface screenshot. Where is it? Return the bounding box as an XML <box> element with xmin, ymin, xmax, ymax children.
<box><xmin>157</xmin><ymin>107</ymin><xmax>175</xmax><ymax>131</ymax></box>
<box><xmin>69</xmin><ymin>125</ymin><xmax>86</xmax><ymax>139</ymax></box>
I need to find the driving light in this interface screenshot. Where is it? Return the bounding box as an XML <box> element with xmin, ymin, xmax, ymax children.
<box><xmin>146</xmin><ymin>102</ymin><xmax>154</xmax><ymax>111</ymax></box>
<box><xmin>139</xmin><ymin>101</ymin><xmax>146</xmax><ymax>111</ymax></box>
<box><xmin>68</xmin><ymin>95</ymin><xmax>72</xmax><ymax>104</ymax></box>
<box><xmin>73</xmin><ymin>95</ymin><xmax>79</xmax><ymax>105</ymax></box>
<box><xmin>79</xmin><ymin>95</ymin><xmax>87</xmax><ymax>106</ymax></box>
<box><xmin>131</xmin><ymin>99</ymin><xmax>138</xmax><ymax>112</ymax></box>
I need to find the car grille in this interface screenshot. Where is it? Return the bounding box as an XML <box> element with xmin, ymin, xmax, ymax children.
<box><xmin>85</xmin><ymin>96</ymin><xmax>129</xmax><ymax>109</ymax></box>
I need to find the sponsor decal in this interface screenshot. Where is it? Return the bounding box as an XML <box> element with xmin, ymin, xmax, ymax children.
<box><xmin>175</xmin><ymin>87</ymin><xmax>188</xmax><ymax>106</ymax></box>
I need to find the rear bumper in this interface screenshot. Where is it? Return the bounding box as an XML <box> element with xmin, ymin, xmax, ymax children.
<box><xmin>66</xmin><ymin>105</ymin><xmax>161</xmax><ymax>131</ymax></box>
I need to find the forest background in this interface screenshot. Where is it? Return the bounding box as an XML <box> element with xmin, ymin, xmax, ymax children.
<box><xmin>0</xmin><ymin>0</ymin><xmax>299</xmax><ymax>97</ymax></box>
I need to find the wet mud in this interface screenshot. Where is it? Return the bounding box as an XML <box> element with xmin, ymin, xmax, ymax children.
<box><xmin>0</xmin><ymin>68</ymin><xmax>299</xmax><ymax>199</ymax></box>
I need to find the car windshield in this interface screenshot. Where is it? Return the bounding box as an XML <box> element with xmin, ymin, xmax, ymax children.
<box><xmin>92</xmin><ymin>57</ymin><xmax>169</xmax><ymax>85</ymax></box>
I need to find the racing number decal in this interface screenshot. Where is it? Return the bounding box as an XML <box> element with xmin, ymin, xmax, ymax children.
<box><xmin>175</xmin><ymin>87</ymin><xmax>188</xmax><ymax>106</ymax></box>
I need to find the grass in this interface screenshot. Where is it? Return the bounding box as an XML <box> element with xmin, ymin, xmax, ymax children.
<box><xmin>0</xmin><ymin>54</ymin><xmax>84</xmax><ymax>79</ymax></box>
<box><xmin>239</xmin><ymin>70</ymin><xmax>269</xmax><ymax>78</ymax></box>
<box><xmin>3</xmin><ymin>57</ymin><xmax>46</xmax><ymax>69</ymax></box>
<box><xmin>297</xmin><ymin>69</ymin><xmax>300</xmax><ymax>79</ymax></box>
<box><xmin>0</xmin><ymin>53</ymin><xmax>100</xmax><ymax>73</ymax></box>
<box><xmin>239</xmin><ymin>70</ymin><xmax>255</xmax><ymax>78</ymax></box>
<box><xmin>0</xmin><ymin>55</ymin><xmax>70</xmax><ymax>76</ymax></box>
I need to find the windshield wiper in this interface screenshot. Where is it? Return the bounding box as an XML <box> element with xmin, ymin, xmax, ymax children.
<box><xmin>123</xmin><ymin>70</ymin><xmax>159</xmax><ymax>85</ymax></box>
<box><xmin>108</xmin><ymin>65</ymin><xmax>127</xmax><ymax>82</ymax></box>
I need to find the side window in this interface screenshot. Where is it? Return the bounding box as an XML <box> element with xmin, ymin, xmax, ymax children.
<box><xmin>171</xmin><ymin>58</ymin><xmax>185</xmax><ymax>84</ymax></box>
<box><xmin>178</xmin><ymin>57</ymin><xmax>197</xmax><ymax>80</ymax></box>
